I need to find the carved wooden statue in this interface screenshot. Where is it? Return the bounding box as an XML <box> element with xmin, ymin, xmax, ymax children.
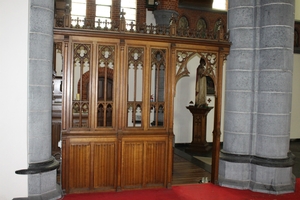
<box><xmin>195</xmin><ymin>58</ymin><xmax>207</xmax><ymax>107</ymax></box>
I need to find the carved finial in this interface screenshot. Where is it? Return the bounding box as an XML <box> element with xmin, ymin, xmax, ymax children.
<box><xmin>120</xmin><ymin>9</ymin><xmax>126</xmax><ymax>19</ymax></box>
<box><xmin>217</xmin><ymin>19</ymin><xmax>224</xmax><ymax>41</ymax></box>
<box><xmin>217</xmin><ymin>19</ymin><xmax>223</xmax><ymax>30</ymax></box>
<box><xmin>169</xmin><ymin>14</ymin><xmax>177</xmax><ymax>25</ymax></box>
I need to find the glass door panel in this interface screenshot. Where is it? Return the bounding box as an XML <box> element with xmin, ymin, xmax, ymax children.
<box><xmin>72</xmin><ymin>43</ymin><xmax>91</xmax><ymax>128</ymax></box>
<box><xmin>150</xmin><ymin>49</ymin><xmax>165</xmax><ymax>127</ymax></box>
<box><xmin>127</xmin><ymin>47</ymin><xmax>144</xmax><ymax>127</ymax></box>
<box><xmin>97</xmin><ymin>45</ymin><xmax>115</xmax><ymax>127</ymax></box>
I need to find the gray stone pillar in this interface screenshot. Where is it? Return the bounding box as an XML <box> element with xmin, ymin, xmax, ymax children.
<box><xmin>14</xmin><ymin>0</ymin><xmax>62</xmax><ymax>199</ymax></box>
<box><xmin>219</xmin><ymin>0</ymin><xmax>295</xmax><ymax>194</ymax></box>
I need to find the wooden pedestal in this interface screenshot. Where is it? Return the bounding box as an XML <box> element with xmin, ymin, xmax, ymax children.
<box><xmin>186</xmin><ymin>106</ymin><xmax>213</xmax><ymax>153</ymax></box>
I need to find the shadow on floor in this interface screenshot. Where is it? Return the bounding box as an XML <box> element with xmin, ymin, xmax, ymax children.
<box><xmin>174</xmin><ymin>139</ymin><xmax>300</xmax><ymax>178</ymax></box>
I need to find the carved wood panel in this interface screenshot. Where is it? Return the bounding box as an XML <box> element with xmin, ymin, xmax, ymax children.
<box><xmin>93</xmin><ymin>142</ymin><xmax>116</xmax><ymax>189</ymax></box>
<box><xmin>145</xmin><ymin>142</ymin><xmax>166</xmax><ymax>186</ymax></box>
<box><xmin>65</xmin><ymin>138</ymin><xmax>117</xmax><ymax>193</ymax></box>
<box><xmin>121</xmin><ymin>141</ymin><xmax>144</xmax><ymax>188</ymax></box>
<box><xmin>68</xmin><ymin>143</ymin><xmax>91</xmax><ymax>191</ymax></box>
<box><xmin>121</xmin><ymin>137</ymin><xmax>168</xmax><ymax>189</ymax></box>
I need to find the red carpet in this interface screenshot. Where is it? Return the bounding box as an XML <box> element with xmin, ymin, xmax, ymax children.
<box><xmin>61</xmin><ymin>178</ymin><xmax>300</xmax><ymax>200</ymax></box>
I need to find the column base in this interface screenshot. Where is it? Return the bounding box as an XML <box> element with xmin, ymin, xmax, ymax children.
<box><xmin>13</xmin><ymin>184</ymin><xmax>62</xmax><ymax>200</ymax></box>
<box><xmin>14</xmin><ymin>164</ymin><xmax>62</xmax><ymax>200</ymax></box>
<box><xmin>219</xmin><ymin>167</ymin><xmax>296</xmax><ymax>195</ymax></box>
<box><xmin>218</xmin><ymin>151</ymin><xmax>296</xmax><ymax>194</ymax></box>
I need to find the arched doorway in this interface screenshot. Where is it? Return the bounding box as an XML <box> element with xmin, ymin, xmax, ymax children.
<box><xmin>174</xmin><ymin>50</ymin><xmax>227</xmax><ymax>184</ymax></box>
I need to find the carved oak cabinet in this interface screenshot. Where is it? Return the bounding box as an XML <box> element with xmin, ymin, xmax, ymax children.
<box><xmin>52</xmin><ymin>0</ymin><xmax>233</xmax><ymax>192</ymax></box>
<box><xmin>55</xmin><ymin>35</ymin><xmax>176</xmax><ymax>193</ymax></box>
<box><xmin>53</xmin><ymin>19</ymin><xmax>229</xmax><ymax>193</ymax></box>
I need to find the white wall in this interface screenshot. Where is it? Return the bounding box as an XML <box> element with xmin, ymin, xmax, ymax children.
<box><xmin>296</xmin><ymin>0</ymin><xmax>300</xmax><ymax>21</ymax></box>
<box><xmin>174</xmin><ymin>57</ymin><xmax>198</xmax><ymax>143</ymax></box>
<box><xmin>290</xmin><ymin>2</ymin><xmax>300</xmax><ymax>138</ymax></box>
<box><xmin>0</xmin><ymin>0</ymin><xmax>29</xmax><ymax>199</ymax></box>
<box><xmin>290</xmin><ymin>54</ymin><xmax>300</xmax><ymax>139</ymax></box>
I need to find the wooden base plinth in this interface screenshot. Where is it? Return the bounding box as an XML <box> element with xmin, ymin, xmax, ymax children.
<box><xmin>185</xmin><ymin>143</ymin><xmax>212</xmax><ymax>153</ymax></box>
<box><xmin>186</xmin><ymin>106</ymin><xmax>213</xmax><ymax>153</ymax></box>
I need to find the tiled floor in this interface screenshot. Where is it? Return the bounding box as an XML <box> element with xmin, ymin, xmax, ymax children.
<box><xmin>175</xmin><ymin>139</ymin><xmax>300</xmax><ymax>178</ymax></box>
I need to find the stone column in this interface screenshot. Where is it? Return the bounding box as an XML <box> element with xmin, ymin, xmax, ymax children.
<box><xmin>219</xmin><ymin>0</ymin><xmax>295</xmax><ymax>194</ymax></box>
<box><xmin>14</xmin><ymin>0</ymin><xmax>62</xmax><ymax>199</ymax></box>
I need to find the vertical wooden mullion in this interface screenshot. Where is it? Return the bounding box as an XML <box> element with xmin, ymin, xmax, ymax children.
<box><xmin>90</xmin><ymin>142</ymin><xmax>94</xmax><ymax>190</ymax></box>
<box><xmin>155</xmin><ymin>55</ymin><xmax>160</xmax><ymax>126</ymax></box>
<box><xmin>168</xmin><ymin>43</ymin><xmax>176</xmax><ymax>130</ymax></box>
<box><xmin>103</xmin><ymin>65</ymin><xmax>108</xmax><ymax>127</ymax></box>
<box><xmin>211</xmin><ymin>49</ymin><xmax>228</xmax><ymax>184</ymax></box>
<box><xmin>61</xmin><ymin>139</ymin><xmax>67</xmax><ymax>192</ymax></box>
<box><xmin>132</xmin><ymin>103</ymin><xmax>136</xmax><ymax>127</ymax></box>
<box><xmin>144</xmin><ymin>46</ymin><xmax>150</xmax><ymax>130</ymax></box>
<box><xmin>117</xmin><ymin>138</ymin><xmax>122</xmax><ymax>191</ymax></box>
<box><xmin>142</xmin><ymin>141</ymin><xmax>147</xmax><ymax>187</ymax></box>
<box><xmin>114</xmin><ymin>43</ymin><xmax>119</xmax><ymax>129</ymax></box>
<box><xmin>62</xmin><ymin>38</ymin><xmax>70</xmax><ymax>130</ymax></box>
<box><xmin>79</xmin><ymin>60</ymin><xmax>84</xmax><ymax>127</ymax></box>
<box><xmin>91</xmin><ymin>42</ymin><xmax>97</xmax><ymax>129</ymax></box>
<box><xmin>119</xmin><ymin>41</ymin><xmax>126</xmax><ymax>129</ymax></box>
<box><xmin>70</xmin><ymin>41</ymin><xmax>75</xmax><ymax>128</ymax></box>
<box><xmin>164</xmin><ymin>48</ymin><xmax>169</xmax><ymax>129</ymax></box>
<box><xmin>96</xmin><ymin>43</ymin><xmax>102</xmax><ymax>128</ymax></box>
<box><xmin>133</xmin><ymin>64</ymin><xmax>138</xmax><ymax>127</ymax></box>
<box><xmin>162</xmin><ymin>49</ymin><xmax>166</xmax><ymax>127</ymax></box>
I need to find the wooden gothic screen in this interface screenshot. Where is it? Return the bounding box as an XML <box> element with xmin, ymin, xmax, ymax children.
<box><xmin>54</xmin><ymin>36</ymin><xmax>177</xmax><ymax>193</ymax></box>
<box><xmin>53</xmin><ymin>9</ymin><xmax>230</xmax><ymax>193</ymax></box>
<box><xmin>54</xmin><ymin>37</ymin><xmax>229</xmax><ymax>193</ymax></box>
<box><xmin>51</xmin><ymin>0</ymin><xmax>232</xmax><ymax>194</ymax></box>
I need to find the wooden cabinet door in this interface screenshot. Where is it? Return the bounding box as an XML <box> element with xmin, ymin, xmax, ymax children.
<box><xmin>120</xmin><ymin>136</ymin><xmax>168</xmax><ymax>189</ymax></box>
<box><xmin>144</xmin><ymin>141</ymin><xmax>166</xmax><ymax>187</ymax></box>
<box><xmin>65</xmin><ymin>138</ymin><xmax>117</xmax><ymax>193</ymax></box>
<box><xmin>93</xmin><ymin>142</ymin><xmax>116</xmax><ymax>190</ymax></box>
<box><xmin>68</xmin><ymin>142</ymin><xmax>91</xmax><ymax>191</ymax></box>
<box><xmin>121</xmin><ymin>141</ymin><xmax>144</xmax><ymax>189</ymax></box>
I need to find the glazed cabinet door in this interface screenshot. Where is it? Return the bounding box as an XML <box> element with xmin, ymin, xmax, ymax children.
<box><xmin>71</xmin><ymin>43</ymin><xmax>92</xmax><ymax>128</ymax></box>
<box><xmin>124</xmin><ymin>43</ymin><xmax>170</xmax><ymax>130</ymax></box>
<box><xmin>70</xmin><ymin>40</ymin><xmax>118</xmax><ymax>130</ymax></box>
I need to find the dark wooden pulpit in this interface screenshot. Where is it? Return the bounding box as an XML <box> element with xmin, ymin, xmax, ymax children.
<box><xmin>186</xmin><ymin>106</ymin><xmax>213</xmax><ymax>153</ymax></box>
